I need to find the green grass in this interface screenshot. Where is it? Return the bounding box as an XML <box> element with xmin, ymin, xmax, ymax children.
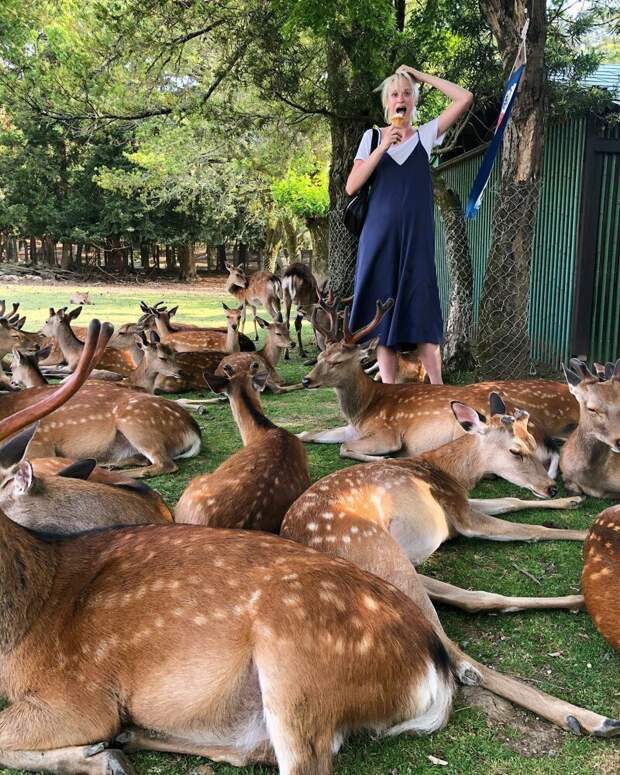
<box><xmin>2</xmin><ymin>282</ymin><xmax>620</xmax><ymax>775</ymax></box>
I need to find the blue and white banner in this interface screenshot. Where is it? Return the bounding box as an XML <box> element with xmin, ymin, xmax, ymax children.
<box><xmin>464</xmin><ymin>64</ymin><xmax>525</xmax><ymax>220</ymax></box>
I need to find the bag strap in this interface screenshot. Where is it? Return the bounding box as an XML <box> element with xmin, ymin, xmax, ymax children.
<box><xmin>370</xmin><ymin>126</ymin><xmax>380</xmax><ymax>154</ymax></box>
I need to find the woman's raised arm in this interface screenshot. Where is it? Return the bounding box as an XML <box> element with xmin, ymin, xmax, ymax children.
<box><xmin>397</xmin><ymin>66</ymin><xmax>473</xmax><ymax>136</ymax></box>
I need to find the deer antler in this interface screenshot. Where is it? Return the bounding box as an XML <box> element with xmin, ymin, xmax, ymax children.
<box><xmin>0</xmin><ymin>319</ymin><xmax>113</xmax><ymax>442</ymax></box>
<box><xmin>343</xmin><ymin>298</ymin><xmax>394</xmax><ymax>345</ymax></box>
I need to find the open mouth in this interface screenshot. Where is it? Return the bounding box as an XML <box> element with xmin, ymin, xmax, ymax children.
<box><xmin>395</xmin><ymin>106</ymin><xmax>406</xmax><ymax>116</ymax></box>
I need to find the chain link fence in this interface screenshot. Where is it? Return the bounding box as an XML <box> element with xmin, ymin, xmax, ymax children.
<box><xmin>328</xmin><ymin>209</ymin><xmax>358</xmax><ymax>297</ymax></box>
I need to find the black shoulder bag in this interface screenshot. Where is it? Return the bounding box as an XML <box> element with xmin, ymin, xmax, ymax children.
<box><xmin>343</xmin><ymin>127</ymin><xmax>380</xmax><ymax>237</ymax></box>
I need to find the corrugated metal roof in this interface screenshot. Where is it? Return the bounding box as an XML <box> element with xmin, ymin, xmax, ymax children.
<box><xmin>579</xmin><ymin>64</ymin><xmax>620</xmax><ymax>99</ymax></box>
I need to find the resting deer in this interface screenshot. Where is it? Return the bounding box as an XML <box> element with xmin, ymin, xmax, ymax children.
<box><xmin>582</xmin><ymin>504</ymin><xmax>620</xmax><ymax>653</ymax></box>
<box><xmin>42</xmin><ymin>307</ymin><xmax>137</xmax><ymax>376</ymax></box>
<box><xmin>560</xmin><ymin>359</ymin><xmax>620</xmax><ymax>498</ymax></box>
<box><xmin>0</xmin><ymin>426</ymin><xmax>172</xmax><ymax>533</ymax></box>
<box><xmin>139</xmin><ymin>301</ymin><xmax>256</xmax><ymax>353</ymax></box>
<box><xmin>225</xmin><ymin>261</ymin><xmax>282</xmax><ymax>340</ymax></box>
<box><xmin>282</xmin><ymin>262</ymin><xmax>319</xmax><ymax>359</ymax></box>
<box><xmin>300</xmin><ymin>301</ymin><xmax>578</xmax><ymax>472</ymax></box>
<box><xmin>0</xmin><ymin>359</ymin><xmax>201</xmax><ymax>478</ymax></box>
<box><xmin>175</xmin><ymin>361</ymin><xmax>309</xmax><ymax>529</ymax></box>
<box><xmin>283</xmin><ymin>392</ymin><xmax>585</xmax><ymax>616</ymax></box>
<box><xmin>216</xmin><ymin>317</ymin><xmax>302</xmax><ymax>394</ymax></box>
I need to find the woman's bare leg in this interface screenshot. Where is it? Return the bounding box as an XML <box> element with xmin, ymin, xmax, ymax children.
<box><xmin>417</xmin><ymin>342</ymin><xmax>443</xmax><ymax>384</ymax></box>
<box><xmin>377</xmin><ymin>345</ymin><xmax>397</xmax><ymax>383</ymax></box>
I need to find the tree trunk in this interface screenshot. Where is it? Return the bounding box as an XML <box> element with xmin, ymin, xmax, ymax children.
<box><xmin>7</xmin><ymin>237</ymin><xmax>18</xmax><ymax>262</ymax></box>
<box><xmin>29</xmin><ymin>236</ymin><xmax>37</xmax><ymax>265</ymax></box>
<box><xmin>217</xmin><ymin>244</ymin><xmax>227</xmax><ymax>272</ymax></box>
<box><xmin>61</xmin><ymin>242</ymin><xmax>73</xmax><ymax>270</ymax></box>
<box><xmin>432</xmin><ymin>172</ymin><xmax>475</xmax><ymax>375</ymax></box>
<box><xmin>106</xmin><ymin>237</ymin><xmax>124</xmax><ymax>272</ymax></box>
<box><xmin>305</xmin><ymin>216</ymin><xmax>329</xmax><ymax>277</ymax></box>
<box><xmin>238</xmin><ymin>242</ymin><xmax>248</xmax><ymax>268</ymax></box>
<box><xmin>42</xmin><ymin>236</ymin><xmax>55</xmax><ymax>265</ymax></box>
<box><xmin>152</xmin><ymin>243</ymin><xmax>160</xmax><ymax>270</ymax></box>
<box><xmin>178</xmin><ymin>242</ymin><xmax>197</xmax><ymax>281</ymax></box>
<box><xmin>282</xmin><ymin>217</ymin><xmax>298</xmax><ymax>266</ymax></box>
<box><xmin>75</xmin><ymin>243</ymin><xmax>83</xmax><ymax>268</ymax></box>
<box><xmin>477</xmin><ymin>0</ymin><xmax>546</xmax><ymax>379</ymax></box>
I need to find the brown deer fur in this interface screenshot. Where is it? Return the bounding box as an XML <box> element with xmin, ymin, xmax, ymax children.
<box><xmin>560</xmin><ymin>360</ymin><xmax>620</xmax><ymax>498</ymax></box>
<box><xmin>282</xmin><ymin>262</ymin><xmax>319</xmax><ymax>359</ymax></box>
<box><xmin>582</xmin><ymin>504</ymin><xmax>620</xmax><ymax>652</ymax></box>
<box><xmin>225</xmin><ymin>262</ymin><xmax>282</xmax><ymax>340</ymax></box>
<box><xmin>175</xmin><ymin>362</ymin><xmax>309</xmax><ymax>530</ymax></box>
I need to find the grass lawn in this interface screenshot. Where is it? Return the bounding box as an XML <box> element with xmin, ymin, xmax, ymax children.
<box><xmin>2</xmin><ymin>280</ymin><xmax>619</xmax><ymax>775</ymax></box>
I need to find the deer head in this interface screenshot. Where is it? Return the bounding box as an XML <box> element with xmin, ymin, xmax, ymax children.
<box><xmin>451</xmin><ymin>393</ymin><xmax>558</xmax><ymax>498</ymax></box>
<box><xmin>222</xmin><ymin>302</ymin><xmax>245</xmax><ymax>331</ymax></box>
<box><xmin>41</xmin><ymin>306</ymin><xmax>82</xmax><ymax>338</ymax></box>
<box><xmin>256</xmin><ymin>317</ymin><xmax>293</xmax><ymax>350</ymax></box>
<box><xmin>135</xmin><ymin>331</ymin><xmax>183</xmax><ymax>380</ymax></box>
<box><xmin>564</xmin><ymin>359</ymin><xmax>620</xmax><ymax>452</ymax></box>
<box><xmin>224</xmin><ymin>261</ymin><xmax>248</xmax><ymax>288</ymax></box>
<box><xmin>303</xmin><ymin>299</ymin><xmax>394</xmax><ymax>388</ymax></box>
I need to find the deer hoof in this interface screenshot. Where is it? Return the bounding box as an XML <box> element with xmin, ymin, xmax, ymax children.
<box><xmin>104</xmin><ymin>750</ymin><xmax>135</xmax><ymax>775</ymax></box>
<box><xmin>455</xmin><ymin>662</ymin><xmax>482</xmax><ymax>686</ymax></box>
<box><xmin>85</xmin><ymin>742</ymin><xmax>109</xmax><ymax>757</ymax></box>
<box><xmin>594</xmin><ymin>717</ymin><xmax>620</xmax><ymax>738</ymax></box>
<box><xmin>565</xmin><ymin>496</ymin><xmax>586</xmax><ymax>509</ymax></box>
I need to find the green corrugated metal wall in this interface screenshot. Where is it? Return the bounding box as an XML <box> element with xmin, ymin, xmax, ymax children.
<box><xmin>434</xmin><ymin>117</ymin><xmax>619</xmax><ymax>370</ymax></box>
<box><xmin>589</xmin><ymin>122</ymin><xmax>620</xmax><ymax>363</ymax></box>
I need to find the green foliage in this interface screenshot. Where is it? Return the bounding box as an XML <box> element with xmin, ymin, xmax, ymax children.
<box><xmin>271</xmin><ymin>160</ymin><xmax>329</xmax><ymax>219</ymax></box>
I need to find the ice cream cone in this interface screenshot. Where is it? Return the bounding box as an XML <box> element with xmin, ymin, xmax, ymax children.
<box><xmin>390</xmin><ymin>114</ymin><xmax>405</xmax><ymax>128</ymax></box>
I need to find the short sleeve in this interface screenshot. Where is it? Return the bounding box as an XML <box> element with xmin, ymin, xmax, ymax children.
<box><xmin>354</xmin><ymin>129</ymin><xmax>373</xmax><ymax>161</ymax></box>
<box><xmin>418</xmin><ymin>117</ymin><xmax>446</xmax><ymax>159</ymax></box>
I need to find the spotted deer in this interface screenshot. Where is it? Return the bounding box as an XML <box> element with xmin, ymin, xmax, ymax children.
<box><xmin>283</xmin><ymin>393</ymin><xmax>585</xmax><ymax>614</ymax></box>
<box><xmin>225</xmin><ymin>261</ymin><xmax>282</xmax><ymax>340</ymax></box>
<box><xmin>175</xmin><ymin>360</ymin><xmax>310</xmax><ymax>530</ymax></box>
<box><xmin>0</xmin><ymin>425</ymin><xmax>172</xmax><ymax>533</ymax></box>
<box><xmin>0</xmin><ymin>355</ymin><xmax>202</xmax><ymax>478</ymax></box>
<box><xmin>42</xmin><ymin>307</ymin><xmax>137</xmax><ymax>376</ymax></box>
<box><xmin>300</xmin><ymin>301</ymin><xmax>578</xmax><ymax>472</ymax></box>
<box><xmin>216</xmin><ymin>317</ymin><xmax>302</xmax><ymax>394</ymax></box>
<box><xmin>560</xmin><ymin>359</ymin><xmax>620</xmax><ymax>498</ymax></box>
<box><xmin>139</xmin><ymin>301</ymin><xmax>256</xmax><ymax>353</ymax></box>
<box><xmin>282</xmin><ymin>262</ymin><xmax>319</xmax><ymax>359</ymax></box>
<box><xmin>582</xmin><ymin>504</ymin><xmax>620</xmax><ymax>653</ymax></box>
<box><xmin>0</xmin><ymin>327</ymin><xmax>481</xmax><ymax>775</ymax></box>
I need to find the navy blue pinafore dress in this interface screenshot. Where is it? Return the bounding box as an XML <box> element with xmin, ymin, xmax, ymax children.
<box><xmin>348</xmin><ymin>132</ymin><xmax>443</xmax><ymax>348</ymax></box>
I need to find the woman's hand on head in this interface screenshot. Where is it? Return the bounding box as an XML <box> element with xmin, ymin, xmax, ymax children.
<box><xmin>380</xmin><ymin>126</ymin><xmax>403</xmax><ymax>150</ymax></box>
<box><xmin>397</xmin><ymin>65</ymin><xmax>424</xmax><ymax>83</ymax></box>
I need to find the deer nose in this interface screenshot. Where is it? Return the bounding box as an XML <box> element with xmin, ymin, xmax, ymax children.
<box><xmin>547</xmin><ymin>484</ymin><xmax>558</xmax><ymax>497</ymax></box>
<box><xmin>616</xmin><ymin>439</ymin><xmax>620</xmax><ymax>450</ymax></box>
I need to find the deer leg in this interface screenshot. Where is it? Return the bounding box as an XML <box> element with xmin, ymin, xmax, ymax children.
<box><xmin>419</xmin><ymin>574</ymin><xmax>585</xmax><ymax>613</ymax></box>
<box><xmin>340</xmin><ymin>431</ymin><xmax>403</xmax><ymax>462</ymax></box>
<box><xmin>468</xmin><ymin>495</ymin><xmax>585</xmax><ymax>515</ymax></box>
<box><xmin>456</xmin><ymin>507</ymin><xmax>587</xmax><ymax>542</ymax></box>
<box><xmin>297</xmin><ymin>424</ymin><xmax>359</xmax><ymax>443</ymax></box>
<box><xmin>295</xmin><ymin>313</ymin><xmax>306</xmax><ymax>359</ymax></box>
<box><xmin>251</xmin><ymin>305</ymin><xmax>259</xmax><ymax>341</ymax></box>
<box><xmin>117</xmin><ymin>728</ymin><xmax>275</xmax><ymax>766</ymax></box>
<box><xmin>0</xmin><ymin>745</ymin><xmax>134</xmax><ymax>775</ymax></box>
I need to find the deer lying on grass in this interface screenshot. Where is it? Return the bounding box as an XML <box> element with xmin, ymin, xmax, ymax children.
<box><xmin>225</xmin><ymin>261</ymin><xmax>282</xmax><ymax>340</ymax></box>
<box><xmin>175</xmin><ymin>360</ymin><xmax>309</xmax><ymax>529</ymax></box>
<box><xmin>582</xmin><ymin>504</ymin><xmax>620</xmax><ymax>652</ymax></box>
<box><xmin>0</xmin><ymin>324</ymin><xmax>468</xmax><ymax>774</ymax></box>
<box><xmin>0</xmin><ymin>353</ymin><xmax>201</xmax><ymax>478</ymax></box>
<box><xmin>0</xmin><ymin>426</ymin><xmax>172</xmax><ymax>533</ymax></box>
<box><xmin>139</xmin><ymin>301</ymin><xmax>256</xmax><ymax>353</ymax></box>
<box><xmin>282</xmin><ymin>262</ymin><xmax>319</xmax><ymax>359</ymax></box>
<box><xmin>283</xmin><ymin>392</ymin><xmax>585</xmax><ymax>617</ymax></box>
<box><xmin>216</xmin><ymin>317</ymin><xmax>302</xmax><ymax>394</ymax></box>
<box><xmin>42</xmin><ymin>307</ymin><xmax>137</xmax><ymax>376</ymax></box>
<box><xmin>300</xmin><ymin>301</ymin><xmax>578</xmax><ymax>472</ymax></box>
<box><xmin>561</xmin><ymin>359</ymin><xmax>620</xmax><ymax>498</ymax></box>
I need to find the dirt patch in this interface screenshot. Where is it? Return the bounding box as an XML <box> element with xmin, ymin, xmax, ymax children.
<box><xmin>2</xmin><ymin>275</ymin><xmax>229</xmax><ymax>296</ymax></box>
<box><xmin>460</xmin><ymin>686</ymin><xmax>567</xmax><ymax>757</ymax></box>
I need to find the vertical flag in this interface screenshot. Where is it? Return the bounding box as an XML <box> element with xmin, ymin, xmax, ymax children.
<box><xmin>464</xmin><ymin>62</ymin><xmax>526</xmax><ymax>220</ymax></box>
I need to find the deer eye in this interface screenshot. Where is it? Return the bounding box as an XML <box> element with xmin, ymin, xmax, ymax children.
<box><xmin>509</xmin><ymin>449</ymin><xmax>523</xmax><ymax>460</ymax></box>
<box><xmin>586</xmin><ymin>406</ymin><xmax>599</xmax><ymax>414</ymax></box>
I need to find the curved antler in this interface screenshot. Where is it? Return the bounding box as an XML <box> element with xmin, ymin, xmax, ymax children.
<box><xmin>0</xmin><ymin>319</ymin><xmax>113</xmax><ymax>443</ymax></box>
<box><xmin>343</xmin><ymin>298</ymin><xmax>394</xmax><ymax>345</ymax></box>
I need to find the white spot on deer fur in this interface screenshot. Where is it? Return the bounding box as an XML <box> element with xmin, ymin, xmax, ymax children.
<box><xmin>362</xmin><ymin>594</ymin><xmax>379</xmax><ymax>611</ymax></box>
<box><xmin>322</xmin><ymin>511</ymin><xmax>334</xmax><ymax>520</ymax></box>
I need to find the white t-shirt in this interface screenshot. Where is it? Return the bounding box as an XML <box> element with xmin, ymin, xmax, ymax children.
<box><xmin>355</xmin><ymin>117</ymin><xmax>445</xmax><ymax>165</ymax></box>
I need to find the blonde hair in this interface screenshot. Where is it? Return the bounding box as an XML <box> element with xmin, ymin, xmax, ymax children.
<box><xmin>376</xmin><ymin>71</ymin><xmax>419</xmax><ymax>124</ymax></box>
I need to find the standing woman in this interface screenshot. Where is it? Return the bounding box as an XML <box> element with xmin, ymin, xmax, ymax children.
<box><xmin>346</xmin><ymin>66</ymin><xmax>472</xmax><ymax>384</ymax></box>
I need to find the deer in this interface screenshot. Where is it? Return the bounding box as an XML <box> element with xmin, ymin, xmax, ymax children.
<box><xmin>42</xmin><ymin>307</ymin><xmax>137</xmax><ymax>377</ymax></box>
<box><xmin>224</xmin><ymin>261</ymin><xmax>282</xmax><ymax>340</ymax></box>
<box><xmin>69</xmin><ymin>291</ymin><xmax>93</xmax><ymax>305</ymax></box>
<box><xmin>300</xmin><ymin>300</ymin><xmax>578</xmax><ymax>475</ymax></box>
<box><xmin>175</xmin><ymin>360</ymin><xmax>310</xmax><ymax>530</ymax></box>
<box><xmin>582</xmin><ymin>504</ymin><xmax>620</xmax><ymax>653</ymax></box>
<box><xmin>0</xmin><ymin>322</ymin><xmax>617</xmax><ymax>775</ymax></box>
<box><xmin>0</xmin><ymin>425</ymin><xmax>173</xmax><ymax>533</ymax></box>
<box><xmin>139</xmin><ymin>301</ymin><xmax>256</xmax><ymax>353</ymax></box>
<box><xmin>560</xmin><ymin>359</ymin><xmax>620</xmax><ymax>498</ymax></box>
<box><xmin>283</xmin><ymin>392</ymin><xmax>586</xmax><ymax>616</ymax></box>
<box><xmin>0</xmin><ymin>351</ymin><xmax>202</xmax><ymax>477</ymax></box>
<box><xmin>216</xmin><ymin>317</ymin><xmax>302</xmax><ymax>394</ymax></box>
<box><xmin>281</xmin><ymin>262</ymin><xmax>319</xmax><ymax>359</ymax></box>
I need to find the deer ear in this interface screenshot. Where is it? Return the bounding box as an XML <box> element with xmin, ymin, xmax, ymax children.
<box><xmin>0</xmin><ymin>425</ymin><xmax>37</xmax><ymax>469</ymax></box>
<box><xmin>69</xmin><ymin>306</ymin><xmax>82</xmax><ymax>320</ymax></box>
<box><xmin>36</xmin><ymin>344</ymin><xmax>52</xmax><ymax>361</ymax></box>
<box><xmin>252</xmin><ymin>371</ymin><xmax>269</xmax><ymax>392</ymax></box>
<box><xmin>489</xmin><ymin>392</ymin><xmax>506</xmax><ymax>416</ymax></box>
<box><xmin>222</xmin><ymin>302</ymin><xmax>231</xmax><ymax>311</ymax></box>
<box><xmin>451</xmin><ymin>402</ymin><xmax>487</xmax><ymax>433</ymax></box>
<box><xmin>14</xmin><ymin>461</ymin><xmax>34</xmax><ymax>495</ymax></box>
<box><xmin>56</xmin><ymin>458</ymin><xmax>97</xmax><ymax>481</ymax></box>
<box><xmin>358</xmin><ymin>337</ymin><xmax>380</xmax><ymax>359</ymax></box>
<box><xmin>224</xmin><ymin>261</ymin><xmax>234</xmax><ymax>272</ymax></box>
<box><xmin>168</xmin><ymin>306</ymin><xmax>178</xmax><ymax>318</ymax></box>
<box><xmin>149</xmin><ymin>331</ymin><xmax>161</xmax><ymax>344</ymax></box>
<box><xmin>255</xmin><ymin>317</ymin><xmax>268</xmax><ymax>329</ymax></box>
<box><xmin>562</xmin><ymin>364</ymin><xmax>582</xmax><ymax>393</ymax></box>
<box><xmin>203</xmin><ymin>372</ymin><xmax>230</xmax><ymax>393</ymax></box>
<box><xmin>16</xmin><ymin>316</ymin><xmax>26</xmax><ymax>330</ymax></box>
